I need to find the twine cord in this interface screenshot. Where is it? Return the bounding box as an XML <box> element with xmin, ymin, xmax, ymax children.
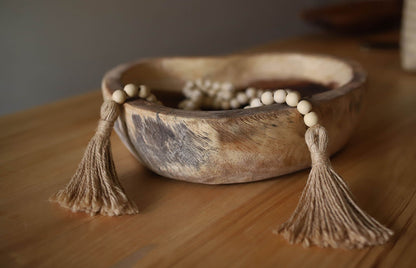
<box><xmin>277</xmin><ymin>125</ymin><xmax>393</xmax><ymax>249</ymax></box>
<box><xmin>49</xmin><ymin>100</ymin><xmax>138</xmax><ymax>216</ymax></box>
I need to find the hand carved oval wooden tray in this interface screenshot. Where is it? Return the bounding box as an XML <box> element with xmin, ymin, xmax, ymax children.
<box><xmin>102</xmin><ymin>53</ymin><xmax>366</xmax><ymax>184</ymax></box>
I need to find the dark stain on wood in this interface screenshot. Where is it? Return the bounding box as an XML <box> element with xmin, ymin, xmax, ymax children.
<box><xmin>131</xmin><ymin>113</ymin><xmax>212</xmax><ymax>173</ymax></box>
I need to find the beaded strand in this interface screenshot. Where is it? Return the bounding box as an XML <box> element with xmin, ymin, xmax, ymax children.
<box><xmin>111</xmin><ymin>84</ymin><xmax>161</xmax><ymax>105</ymax></box>
<box><xmin>66</xmin><ymin>79</ymin><xmax>392</xmax><ymax>248</ymax></box>
<box><xmin>113</xmin><ymin>80</ymin><xmax>318</xmax><ymax>128</ymax></box>
<box><xmin>179</xmin><ymin>79</ymin><xmax>319</xmax><ymax>128</ymax></box>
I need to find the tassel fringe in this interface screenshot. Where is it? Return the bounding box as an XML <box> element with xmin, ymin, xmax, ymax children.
<box><xmin>277</xmin><ymin>124</ymin><xmax>393</xmax><ymax>249</ymax></box>
<box><xmin>50</xmin><ymin>100</ymin><xmax>138</xmax><ymax>216</ymax></box>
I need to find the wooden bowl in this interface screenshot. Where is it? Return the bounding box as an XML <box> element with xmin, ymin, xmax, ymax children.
<box><xmin>102</xmin><ymin>53</ymin><xmax>366</xmax><ymax>184</ymax></box>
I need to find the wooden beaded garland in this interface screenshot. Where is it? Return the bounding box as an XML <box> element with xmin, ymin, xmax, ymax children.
<box><xmin>177</xmin><ymin>79</ymin><xmax>319</xmax><ymax>128</ymax></box>
<box><xmin>113</xmin><ymin>80</ymin><xmax>319</xmax><ymax>130</ymax></box>
<box><xmin>55</xmin><ymin>78</ymin><xmax>392</xmax><ymax>250</ymax></box>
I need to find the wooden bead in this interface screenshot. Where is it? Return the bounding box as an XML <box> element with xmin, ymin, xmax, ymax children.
<box><xmin>230</xmin><ymin>98</ymin><xmax>240</xmax><ymax>109</ymax></box>
<box><xmin>184</xmin><ymin>80</ymin><xmax>194</xmax><ymax>90</ymax></box>
<box><xmin>250</xmin><ymin>98</ymin><xmax>263</xmax><ymax>108</ymax></box>
<box><xmin>123</xmin><ymin>83</ymin><xmax>138</xmax><ymax>98</ymax></box>
<box><xmin>261</xmin><ymin>91</ymin><xmax>274</xmax><ymax>105</ymax></box>
<box><xmin>274</xmin><ymin>89</ymin><xmax>287</xmax><ymax>103</ymax></box>
<box><xmin>207</xmin><ymin>89</ymin><xmax>217</xmax><ymax>97</ymax></box>
<box><xmin>236</xmin><ymin>92</ymin><xmax>248</xmax><ymax>104</ymax></box>
<box><xmin>219</xmin><ymin>90</ymin><xmax>233</xmax><ymax>100</ymax></box>
<box><xmin>286</xmin><ymin>91</ymin><xmax>301</xmax><ymax>107</ymax></box>
<box><xmin>221</xmin><ymin>82</ymin><xmax>234</xmax><ymax>92</ymax></box>
<box><xmin>204</xmin><ymin>80</ymin><xmax>212</xmax><ymax>88</ymax></box>
<box><xmin>195</xmin><ymin>78</ymin><xmax>203</xmax><ymax>88</ymax></box>
<box><xmin>190</xmin><ymin>90</ymin><xmax>203</xmax><ymax>103</ymax></box>
<box><xmin>179</xmin><ymin>100</ymin><xmax>197</xmax><ymax>110</ymax></box>
<box><xmin>184</xmin><ymin>102</ymin><xmax>197</xmax><ymax>110</ymax></box>
<box><xmin>182</xmin><ymin>87</ymin><xmax>193</xmax><ymax>98</ymax></box>
<box><xmin>304</xmin><ymin>111</ymin><xmax>319</xmax><ymax>127</ymax></box>
<box><xmin>146</xmin><ymin>94</ymin><xmax>157</xmax><ymax>102</ymax></box>
<box><xmin>112</xmin><ymin>90</ymin><xmax>127</xmax><ymax>104</ymax></box>
<box><xmin>246</xmin><ymin>88</ymin><xmax>257</xmax><ymax>99</ymax></box>
<box><xmin>297</xmin><ymin>100</ymin><xmax>312</xmax><ymax>115</ymax></box>
<box><xmin>139</xmin><ymin>85</ymin><xmax>151</xmax><ymax>98</ymax></box>
<box><xmin>212</xmin><ymin>82</ymin><xmax>221</xmax><ymax>91</ymax></box>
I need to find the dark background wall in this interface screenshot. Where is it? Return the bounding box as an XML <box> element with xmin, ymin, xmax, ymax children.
<box><xmin>0</xmin><ymin>0</ymin><xmax>342</xmax><ymax>115</ymax></box>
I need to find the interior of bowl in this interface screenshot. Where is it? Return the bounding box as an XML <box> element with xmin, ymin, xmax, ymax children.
<box><xmin>102</xmin><ymin>53</ymin><xmax>364</xmax><ymax>116</ymax></box>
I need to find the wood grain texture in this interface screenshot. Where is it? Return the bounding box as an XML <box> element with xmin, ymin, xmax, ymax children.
<box><xmin>102</xmin><ymin>53</ymin><xmax>366</xmax><ymax>183</ymax></box>
<box><xmin>1</xmin><ymin>35</ymin><xmax>416</xmax><ymax>267</ymax></box>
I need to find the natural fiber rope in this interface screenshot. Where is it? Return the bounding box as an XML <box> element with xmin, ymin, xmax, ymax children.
<box><xmin>50</xmin><ymin>100</ymin><xmax>138</xmax><ymax>216</ymax></box>
<box><xmin>277</xmin><ymin>125</ymin><xmax>393</xmax><ymax>248</ymax></box>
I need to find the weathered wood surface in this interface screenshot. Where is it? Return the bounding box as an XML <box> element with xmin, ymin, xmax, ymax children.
<box><xmin>102</xmin><ymin>53</ymin><xmax>366</xmax><ymax>183</ymax></box>
<box><xmin>1</xmin><ymin>35</ymin><xmax>416</xmax><ymax>267</ymax></box>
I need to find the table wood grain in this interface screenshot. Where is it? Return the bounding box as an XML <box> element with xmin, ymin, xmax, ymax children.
<box><xmin>1</xmin><ymin>35</ymin><xmax>416</xmax><ymax>267</ymax></box>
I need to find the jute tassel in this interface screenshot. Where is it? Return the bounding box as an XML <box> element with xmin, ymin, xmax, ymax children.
<box><xmin>277</xmin><ymin>124</ymin><xmax>393</xmax><ymax>249</ymax></box>
<box><xmin>50</xmin><ymin>100</ymin><xmax>139</xmax><ymax>216</ymax></box>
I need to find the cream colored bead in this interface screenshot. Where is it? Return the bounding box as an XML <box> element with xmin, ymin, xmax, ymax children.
<box><xmin>230</xmin><ymin>98</ymin><xmax>240</xmax><ymax>109</ymax></box>
<box><xmin>112</xmin><ymin>90</ymin><xmax>127</xmax><ymax>104</ymax></box>
<box><xmin>245</xmin><ymin>87</ymin><xmax>256</xmax><ymax>99</ymax></box>
<box><xmin>190</xmin><ymin>90</ymin><xmax>203</xmax><ymax>102</ymax></box>
<box><xmin>182</xmin><ymin>87</ymin><xmax>193</xmax><ymax>98</ymax></box>
<box><xmin>221</xmin><ymin>90</ymin><xmax>233</xmax><ymax>100</ymax></box>
<box><xmin>297</xmin><ymin>100</ymin><xmax>312</xmax><ymax>115</ymax></box>
<box><xmin>250</xmin><ymin>98</ymin><xmax>263</xmax><ymax>108</ymax></box>
<box><xmin>304</xmin><ymin>111</ymin><xmax>319</xmax><ymax>127</ymax></box>
<box><xmin>274</xmin><ymin>89</ymin><xmax>287</xmax><ymax>103</ymax></box>
<box><xmin>146</xmin><ymin>94</ymin><xmax>157</xmax><ymax>102</ymax></box>
<box><xmin>261</xmin><ymin>91</ymin><xmax>274</xmax><ymax>105</ymax></box>
<box><xmin>179</xmin><ymin>100</ymin><xmax>197</xmax><ymax>110</ymax></box>
<box><xmin>184</xmin><ymin>102</ymin><xmax>198</xmax><ymax>110</ymax></box>
<box><xmin>221</xmin><ymin>82</ymin><xmax>234</xmax><ymax>92</ymax></box>
<box><xmin>207</xmin><ymin>89</ymin><xmax>217</xmax><ymax>97</ymax></box>
<box><xmin>285</xmin><ymin>91</ymin><xmax>301</xmax><ymax>107</ymax></box>
<box><xmin>139</xmin><ymin>85</ymin><xmax>151</xmax><ymax>98</ymax></box>
<box><xmin>212</xmin><ymin>82</ymin><xmax>221</xmax><ymax>91</ymax></box>
<box><xmin>123</xmin><ymin>83</ymin><xmax>138</xmax><ymax>98</ymax></box>
<box><xmin>184</xmin><ymin>80</ymin><xmax>194</xmax><ymax>90</ymax></box>
<box><xmin>236</xmin><ymin>92</ymin><xmax>248</xmax><ymax>104</ymax></box>
<box><xmin>195</xmin><ymin>78</ymin><xmax>203</xmax><ymax>88</ymax></box>
<box><xmin>204</xmin><ymin>80</ymin><xmax>212</xmax><ymax>88</ymax></box>
<box><xmin>216</xmin><ymin>91</ymin><xmax>225</xmax><ymax>100</ymax></box>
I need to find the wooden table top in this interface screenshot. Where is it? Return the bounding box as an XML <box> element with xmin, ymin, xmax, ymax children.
<box><xmin>1</xmin><ymin>35</ymin><xmax>416</xmax><ymax>268</ymax></box>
